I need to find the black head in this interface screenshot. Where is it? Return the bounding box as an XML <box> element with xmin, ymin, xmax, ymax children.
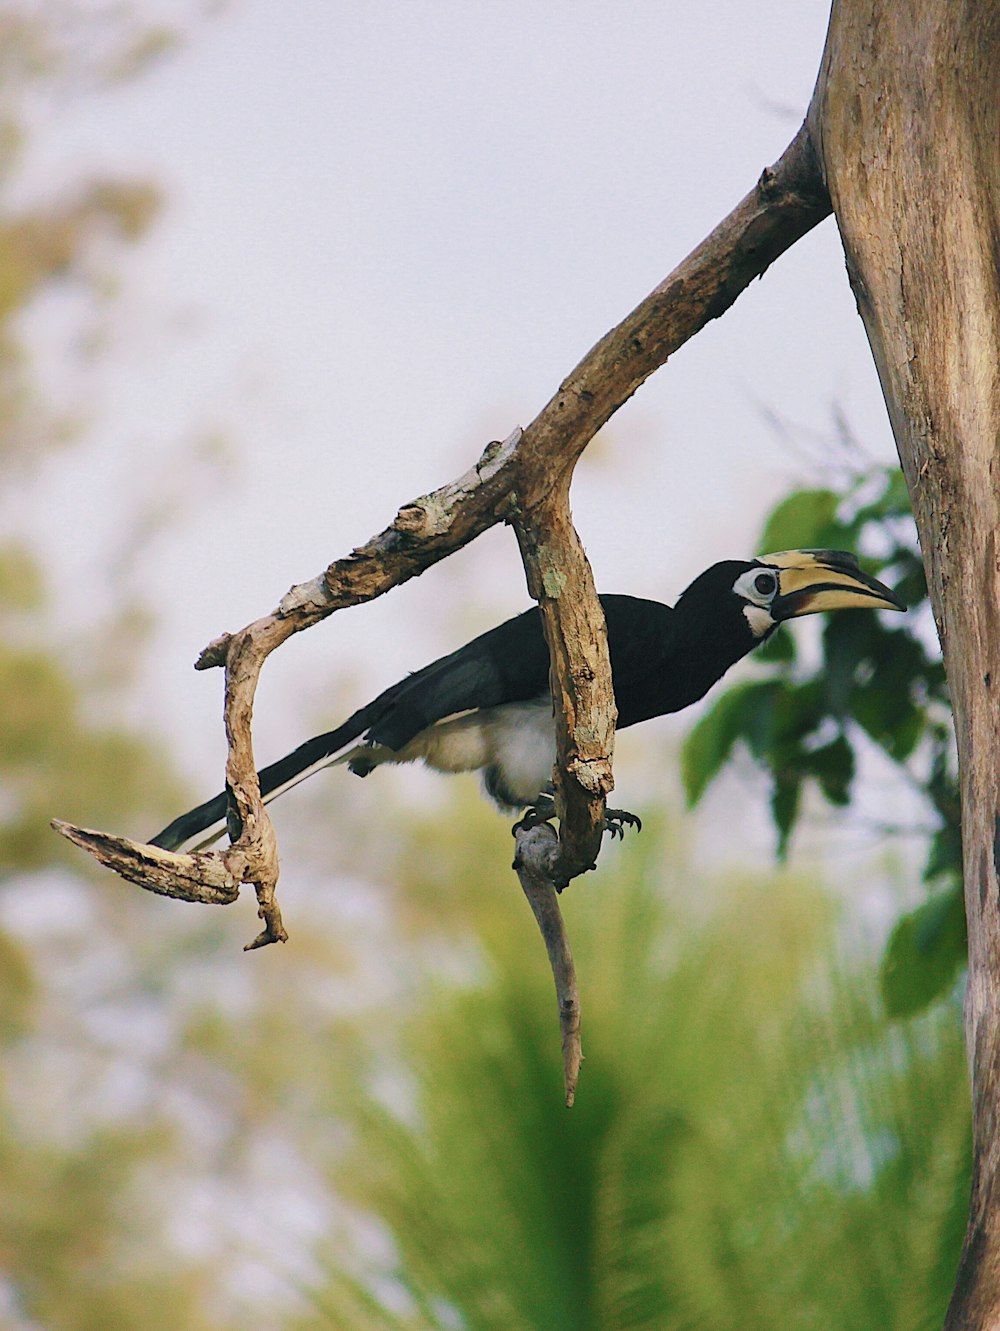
<box><xmin>675</xmin><ymin>548</ymin><xmax>906</xmax><ymax>675</ymax></box>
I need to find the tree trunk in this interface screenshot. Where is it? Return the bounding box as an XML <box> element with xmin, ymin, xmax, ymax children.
<box><xmin>809</xmin><ymin>2</ymin><xmax>1000</xmax><ymax>1323</ymax></box>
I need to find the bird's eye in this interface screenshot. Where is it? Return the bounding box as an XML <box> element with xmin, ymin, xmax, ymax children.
<box><xmin>731</xmin><ymin>566</ymin><xmax>780</xmax><ymax>608</ymax></box>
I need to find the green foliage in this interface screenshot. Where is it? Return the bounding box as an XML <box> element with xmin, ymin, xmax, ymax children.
<box><xmin>880</xmin><ymin>887</ymin><xmax>968</xmax><ymax>1019</ymax></box>
<box><xmin>298</xmin><ymin>827</ymin><xmax>969</xmax><ymax>1331</ymax></box>
<box><xmin>681</xmin><ymin>681</ymin><xmax>781</xmax><ymax>806</ymax></box>
<box><xmin>0</xmin><ymin>540</ymin><xmax>45</xmax><ymax>609</ymax></box>
<box><xmin>758</xmin><ymin>486</ymin><xmax>843</xmax><ymax>553</ymax></box>
<box><xmin>681</xmin><ymin>464</ymin><xmax>963</xmax><ymax>1014</ymax></box>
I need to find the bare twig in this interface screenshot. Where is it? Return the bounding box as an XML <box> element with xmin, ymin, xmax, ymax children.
<box><xmin>513</xmin><ymin>822</ymin><xmax>583</xmax><ymax>1106</ymax></box>
<box><xmin>511</xmin><ymin>485</ymin><xmax>616</xmax><ymax>883</ymax></box>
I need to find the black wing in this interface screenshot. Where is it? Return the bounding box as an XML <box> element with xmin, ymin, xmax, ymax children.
<box><xmin>364</xmin><ymin>605</ymin><xmax>553</xmax><ymax>748</ymax></box>
<box><xmin>319</xmin><ymin>593</ymin><xmax>682</xmax><ymax>749</ymax></box>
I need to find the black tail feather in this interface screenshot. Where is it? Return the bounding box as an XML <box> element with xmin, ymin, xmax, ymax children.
<box><xmin>149</xmin><ymin>790</ymin><xmax>231</xmax><ymax>852</ymax></box>
<box><xmin>148</xmin><ymin>705</ymin><xmax>375</xmax><ymax>851</ymax></box>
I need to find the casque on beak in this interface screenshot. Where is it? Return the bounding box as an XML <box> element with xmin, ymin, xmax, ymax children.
<box><xmin>763</xmin><ymin>549</ymin><xmax>907</xmax><ymax>621</ymax></box>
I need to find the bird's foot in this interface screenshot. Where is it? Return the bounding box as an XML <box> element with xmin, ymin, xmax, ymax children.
<box><xmin>512</xmin><ymin>794</ymin><xmax>556</xmax><ymax>835</ymax></box>
<box><xmin>604</xmin><ymin>807</ymin><xmax>642</xmax><ymax>840</ymax></box>
<box><xmin>512</xmin><ymin>798</ymin><xmax>641</xmax><ymax>840</ymax></box>
<box><xmin>347</xmin><ymin>743</ymin><xmax>378</xmax><ymax>778</ymax></box>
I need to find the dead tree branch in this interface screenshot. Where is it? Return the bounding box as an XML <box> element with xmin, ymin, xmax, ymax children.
<box><xmin>51</xmin><ymin>819</ymin><xmax>241</xmax><ymax>906</ymax></box>
<box><xmin>55</xmin><ymin>120</ymin><xmax>830</xmax><ymax>1093</ymax></box>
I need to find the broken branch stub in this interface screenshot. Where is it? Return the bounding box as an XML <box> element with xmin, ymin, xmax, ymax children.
<box><xmin>513</xmin><ymin>821</ymin><xmax>583</xmax><ymax>1107</ymax></box>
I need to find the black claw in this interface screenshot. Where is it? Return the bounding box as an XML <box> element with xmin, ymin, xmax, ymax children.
<box><xmin>604</xmin><ymin>807</ymin><xmax>642</xmax><ymax>838</ymax></box>
<box><xmin>515</xmin><ymin>801</ymin><xmax>642</xmax><ymax>842</ymax></box>
<box><xmin>512</xmin><ymin>795</ymin><xmax>556</xmax><ymax>836</ymax></box>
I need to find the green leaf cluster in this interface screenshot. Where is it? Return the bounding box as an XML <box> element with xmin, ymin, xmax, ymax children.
<box><xmin>681</xmin><ymin>469</ymin><xmax>962</xmax><ymax>1015</ymax></box>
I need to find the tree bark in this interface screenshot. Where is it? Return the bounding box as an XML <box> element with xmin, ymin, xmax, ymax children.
<box><xmin>808</xmin><ymin>2</ymin><xmax>1000</xmax><ymax>1323</ymax></box>
<box><xmin>512</xmin><ymin>822</ymin><xmax>583</xmax><ymax>1106</ymax></box>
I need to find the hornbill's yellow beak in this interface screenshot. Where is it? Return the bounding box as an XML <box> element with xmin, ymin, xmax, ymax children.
<box><xmin>763</xmin><ymin>549</ymin><xmax>907</xmax><ymax>620</ymax></box>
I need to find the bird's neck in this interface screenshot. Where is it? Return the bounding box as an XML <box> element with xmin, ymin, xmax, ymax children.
<box><xmin>670</xmin><ymin>593</ymin><xmax>761</xmax><ymax>704</ymax></box>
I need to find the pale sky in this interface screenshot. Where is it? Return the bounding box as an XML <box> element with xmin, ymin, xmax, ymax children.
<box><xmin>18</xmin><ymin>0</ymin><xmax>897</xmax><ymax>789</ymax></box>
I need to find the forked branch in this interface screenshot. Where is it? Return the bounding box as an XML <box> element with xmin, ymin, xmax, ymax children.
<box><xmin>54</xmin><ymin>120</ymin><xmax>830</xmax><ymax>1093</ymax></box>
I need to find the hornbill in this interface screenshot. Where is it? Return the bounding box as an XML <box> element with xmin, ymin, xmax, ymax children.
<box><xmin>151</xmin><ymin>550</ymin><xmax>905</xmax><ymax>852</ymax></box>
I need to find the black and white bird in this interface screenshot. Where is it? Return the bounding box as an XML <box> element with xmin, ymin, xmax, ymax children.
<box><xmin>151</xmin><ymin>549</ymin><xmax>905</xmax><ymax>852</ymax></box>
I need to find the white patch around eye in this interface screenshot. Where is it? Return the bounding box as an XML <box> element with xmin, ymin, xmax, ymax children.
<box><xmin>732</xmin><ymin>566</ymin><xmax>778</xmax><ymax>606</ymax></box>
<box><xmin>743</xmin><ymin>604</ymin><xmax>775</xmax><ymax>638</ymax></box>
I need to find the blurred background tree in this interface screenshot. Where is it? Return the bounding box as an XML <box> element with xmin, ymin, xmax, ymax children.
<box><xmin>0</xmin><ymin>6</ymin><xmax>235</xmax><ymax>1326</ymax></box>
<box><xmin>293</xmin><ymin>809</ymin><xmax>969</xmax><ymax>1331</ymax></box>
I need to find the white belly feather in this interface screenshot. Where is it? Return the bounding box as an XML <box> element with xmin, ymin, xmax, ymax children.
<box><xmin>342</xmin><ymin>697</ymin><xmax>557</xmax><ymax>808</ymax></box>
<box><xmin>482</xmin><ymin>699</ymin><xmax>557</xmax><ymax>805</ymax></box>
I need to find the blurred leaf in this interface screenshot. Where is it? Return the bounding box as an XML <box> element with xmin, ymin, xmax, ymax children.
<box><xmin>807</xmin><ymin>736</ymin><xmax>855</xmax><ymax>806</ymax></box>
<box><xmin>880</xmin><ymin>887</ymin><xmax>967</xmax><ymax>1017</ymax></box>
<box><xmin>883</xmin><ymin>467</ymin><xmax>913</xmax><ymax>513</ymax></box>
<box><xmin>925</xmin><ymin>823</ymin><xmax>962</xmax><ymax>885</ymax></box>
<box><xmin>0</xmin><ymin>927</ymin><xmax>35</xmax><ymax>1041</ymax></box>
<box><xmin>821</xmin><ymin>613</ymin><xmax>876</xmax><ymax>717</ymax></box>
<box><xmin>772</xmin><ymin>774</ymin><xmax>801</xmax><ymax>858</ymax></box>
<box><xmin>754</xmin><ymin>626</ymin><xmax>795</xmax><ymax>663</ymax></box>
<box><xmin>102</xmin><ymin>26</ymin><xmax>180</xmax><ymax>84</ymax></box>
<box><xmin>0</xmin><ymin>541</ymin><xmax>45</xmax><ymax>610</ymax></box>
<box><xmin>893</xmin><ymin>554</ymin><xmax>931</xmax><ymax>610</ymax></box>
<box><xmin>681</xmin><ymin>681</ymin><xmax>780</xmax><ymax>806</ymax></box>
<box><xmin>852</xmin><ymin>468</ymin><xmax>912</xmax><ymax>525</ymax></box>
<box><xmin>851</xmin><ymin>686</ymin><xmax>924</xmax><ymax>763</ymax></box>
<box><xmin>758</xmin><ymin>488</ymin><xmax>843</xmax><ymax>554</ymax></box>
<box><xmin>770</xmin><ymin>678</ymin><xmax>823</xmax><ymax>746</ymax></box>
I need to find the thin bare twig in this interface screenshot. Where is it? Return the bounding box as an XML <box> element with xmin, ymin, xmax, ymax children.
<box><xmin>513</xmin><ymin>822</ymin><xmax>583</xmax><ymax>1106</ymax></box>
